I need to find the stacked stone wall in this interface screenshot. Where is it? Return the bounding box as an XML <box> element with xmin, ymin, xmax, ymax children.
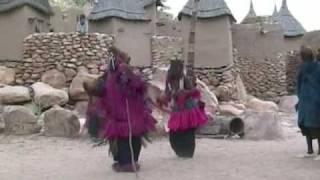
<box><xmin>18</xmin><ymin>33</ymin><xmax>113</xmax><ymax>85</ymax></box>
<box><xmin>235</xmin><ymin>51</ymin><xmax>289</xmax><ymax>102</ymax></box>
<box><xmin>151</xmin><ymin>36</ymin><xmax>183</xmax><ymax>68</ymax></box>
<box><xmin>151</xmin><ymin>36</ymin><xmax>239</xmax><ymax>101</ymax></box>
<box><xmin>285</xmin><ymin>51</ymin><xmax>301</xmax><ymax>94</ymax></box>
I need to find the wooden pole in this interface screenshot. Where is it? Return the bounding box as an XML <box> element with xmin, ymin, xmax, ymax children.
<box><xmin>186</xmin><ymin>0</ymin><xmax>200</xmax><ymax>87</ymax></box>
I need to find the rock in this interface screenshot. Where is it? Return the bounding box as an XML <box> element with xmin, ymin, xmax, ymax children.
<box><xmin>0</xmin><ymin>105</ymin><xmax>4</xmax><ymax>133</ymax></box>
<box><xmin>43</xmin><ymin>106</ymin><xmax>80</xmax><ymax>137</ymax></box>
<box><xmin>246</xmin><ymin>96</ymin><xmax>279</xmax><ymax>112</ymax></box>
<box><xmin>278</xmin><ymin>95</ymin><xmax>298</xmax><ymax>113</ymax></box>
<box><xmin>0</xmin><ymin>85</ymin><xmax>31</xmax><ymax>104</ymax></box>
<box><xmin>235</xmin><ymin>74</ymin><xmax>247</xmax><ymax>102</ymax></box>
<box><xmin>73</xmin><ymin>101</ymin><xmax>88</xmax><ymax>118</ymax></box>
<box><xmin>41</xmin><ymin>69</ymin><xmax>67</xmax><ymax>89</ymax></box>
<box><xmin>149</xmin><ymin>67</ymin><xmax>218</xmax><ymax>116</ymax></box>
<box><xmin>31</xmin><ymin>82</ymin><xmax>69</xmax><ymax>109</ymax></box>
<box><xmin>219</xmin><ymin>104</ymin><xmax>244</xmax><ymax>116</ymax></box>
<box><xmin>196</xmin><ymin>79</ymin><xmax>219</xmax><ymax>115</ymax></box>
<box><xmin>69</xmin><ymin>72</ymin><xmax>99</xmax><ymax>101</ymax></box>
<box><xmin>77</xmin><ymin>66</ymin><xmax>89</xmax><ymax>74</ymax></box>
<box><xmin>242</xmin><ymin>110</ymin><xmax>283</xmax><ymax>140</ymax></box>
<box><xmin>3</xmin><ymin>106</ymin><xmax>41</xmax><ymax>135</ymax></box>
<box><xmin>0</xmin><ymin>66</ymin><xmax>15</xmax><ymax>85</ymax></box>
<box><xmin>64</xmin><ymin>68</ymin><xmax>77</xmax><ymax>81</ymax></box>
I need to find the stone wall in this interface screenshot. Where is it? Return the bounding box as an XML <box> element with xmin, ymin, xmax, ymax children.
<box><xmin>194</xmin><ymin>65</ymin><xmax>239</xmax><ymax>101</ymax></box>
<box><xmin>17</xmin><ymin>33</ymin><xmax>113</xmax><ymax>85</ymax></box>
<box><xmin>151</xmin><ymin>36</ymin><xmax>183</xmax><ymax>68</ymax></box>
<box><xmin>151</xmin><ymin>35</ymin><xmax>239</xmax><ymax>102</ymax></box>
<box><xmin>286</xmin><ymin>51</ymin><xmax>301</xmax><ymax>94</ymax></box>
<box><xmin>235</xmin><ymin>50</ymin><xmax>288</xmax><ymax>102</ymax></box>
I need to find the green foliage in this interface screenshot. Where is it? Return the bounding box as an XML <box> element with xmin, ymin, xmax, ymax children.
<box><xmin>49</xmin><ymin>0</ymin><xmax>86</xmax><ymax>9</ymax></box>
<box><xmin>72</xmin><ymin>0</ymin><xmax>87</xmax><ymax>7</ymax></box>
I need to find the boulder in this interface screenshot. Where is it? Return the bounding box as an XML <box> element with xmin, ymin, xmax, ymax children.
<box><xmin>278</xmin><ymin>95</ymin><xmax>298</xmax><ymax>113</ymax></box>
<box><xmin>0</xmin><ymin>105</ymin><xmax>4</xmax><ymax>133</ymax></box>
<box><xmin>43</xmin><ymin>106</ymin><xmax>80</xmax><ymax>137</ymax></box>
<box><xmin>41</xmin><ymin>69</ymin><xmax>67</xmax><ymax>89</ymax></box>
<box><xmin>73</xmin><ymin>101</ymin><xmax>88</xmax><ymax>118</ymax></box>
<box><xmin>246</xmin><ymin>96</ymin><xmax>279</xmax><ymax>112</ymax></box>
<box><xmin>219</xmin><ymin>104</ymin><xmax>244</xmax><ymax>116</ymax></box>
<box><xmin>235</xmin><ymin>74</ymin><xmax>247</xmax><ymax>102</ymax></box>
<box><xmin>0</xmin><ymin>85</ymin><xmax>31</xmax><ymax>104</ymax></box>
<box><xmin>0</xmin><ymin>66</ymin><xmax>15</xmax><ymax>85</ymax></box>
<box><xmin>196</xmin><ymin>79</ymin><xmax>219</xmax><ymax>114</ymax></box>
<box><xmin>242</xmin><ymin>110</ymin><xmax>283</xmax><ymax>140</ymax></box>
<box><xmin>3</xmin><ymin>106</ymin><xmax>41</xmax><ymax>135</ymax></box>
<box><xmin>69</xmin><ymin>72</ymin><xmax>99</xmax><ymax>101</ymax></box>
<box><xmin>149</xmin><ymin>67</ymin><xmax>218</xmax><ymax>115</ymax></box>
<box><xmin>31</xmin><ymin>82</ymin><xmax>69</xmax><ymax>109</ymax></box>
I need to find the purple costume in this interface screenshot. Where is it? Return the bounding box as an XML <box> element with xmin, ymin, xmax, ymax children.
<box><xmin>98</xmin><ymin>54</ymin><xmax>156</xmax><ymax>140</ymax></box>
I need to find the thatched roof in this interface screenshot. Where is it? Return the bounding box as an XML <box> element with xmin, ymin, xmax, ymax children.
<box><xmin>0</xmin><ymin>0</ymin><xmax>53</xmax><ymax>15</ymax></box>
<box><xmin>88</xmin><ymin>0</ymin><xmax>150</xmax><ymax>21</ymax></box>
<box><xmin>241</xmin><ymin>1</ymin><xmax>257</xmax><ymax>24</ymax></box>
<box><xmin>179</xmin><ymin>0</ymin><xmax>235</xmax><ymax>21</ymax></box>
<box><xmin>277</xmin><ymin>0</ymin><xmax>305</xmax><ymax>37</ymax></box>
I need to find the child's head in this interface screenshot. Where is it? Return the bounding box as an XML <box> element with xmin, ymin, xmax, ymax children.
<box><xmin>167</xmin><ymin>60</ymin><xmax>184</xmax><ymax>81</ymax></box>
<box><xmin>300</xmin><ymin>46</ymin><xmax>314</xmax><ymax>62</ymax></box>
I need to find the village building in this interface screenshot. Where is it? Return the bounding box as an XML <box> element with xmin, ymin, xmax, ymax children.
<box><xmin>179</xmin><ymin>0</ymin><xmax>235</xmax><ymax>68</ymax></box>
<box><xmin>50</xmin><ymin>6</ymin><xmax>83</xmax><ymax>33</ymax></box>
<box><xmin>232</xmin><ymin>0</ymin><xmax>306</xmax><ymax>60</ymax></box>
<box><xmin>277</xmin><ymin>0</ymin><xmax>305</xmax><ymax>51</ymax></box>
<box><xmin>0</xmin><ymin>0</ymin><xmax>53</xmax><ymax>61</ymax></box>
<box><xmin>88</xmin><ymin>0</ymin><xmax>162</xmax><ymax>66</ymax></box>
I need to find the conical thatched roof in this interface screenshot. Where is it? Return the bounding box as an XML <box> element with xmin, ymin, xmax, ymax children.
<box><xmin>179</xmin><ymin>0</ymin><xmax>235</xmax><ymax>21</ymax></box>
<box><xmin>277</xmin><ymin>0</ymin><xmax>305</xmax><ymax>37</ymax></box>
<box><xmin>272</xmin><ymin>5</ymin><xmax>278</xmax><ymax>17</ymax></box>
<box><xmin>241</xmin><ymin>1</ymin><xmax>257</xmax><ymax>24</ymax></box>
<box><xmin>0</xmin><ymin>0</ymin><xmax>53</xmax><ymax>15</ymax></box>
<box><xmin>88</xmin><ymin>0</ymin><xmax>150</xmax><ymax>21</ymax></box>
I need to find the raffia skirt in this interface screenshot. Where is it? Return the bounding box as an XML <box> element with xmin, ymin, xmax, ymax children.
<box><xmin>169</xmin><ymin>128</ymin><xmax>196</xmax><ymax>158</ymax></box>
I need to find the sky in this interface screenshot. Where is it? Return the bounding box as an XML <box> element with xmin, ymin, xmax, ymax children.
<box><xmin>163</xmin><ymin>0</ymin><xmax>320</xmax><ymax>31</ymax></box>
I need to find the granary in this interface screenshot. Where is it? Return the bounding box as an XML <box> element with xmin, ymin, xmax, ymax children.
<box><xmin>50</xmin><ymin>6</ymin><xmax>83</xmax><ymax>33</ymax></box>
<box><xmin>0</xmin><ymin>0</ymin><xmax>53</xmax><ymax>61</ymax></box>
<box><xmin>88</xmin><ymin>0</ymin><xmax>162</xmax><ymax>66</ymax></box>
<box><xmin>276</xmin><ymin>0</ymin><xmax>306</xmax><ymax>50</ymax></box>
<box><xmin>232</xmin><ymin>0</ymin><xmax>305</xmax><ymax>60</ymax></box>
<box><xmin>241</xmin><ymin>1</ymin><xmax>274</xmax><ymax>25</ymax></box>
<box><xmin>179</xmin><ymin>0</ymin><xmax>235</xmax><ymax>68</ymax></box>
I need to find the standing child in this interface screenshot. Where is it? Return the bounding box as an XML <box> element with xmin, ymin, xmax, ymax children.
<box><xmin>158</xmin><ymin>60</ymin><xmax>207</xmax><ymax>158</ymax></box>
<box><xmin>296</xmin><ymin>46</ymin><xmax>320</xmax><ymax>160</ymax></box>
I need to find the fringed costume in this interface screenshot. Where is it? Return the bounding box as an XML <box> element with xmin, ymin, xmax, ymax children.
<box><xmin>97</xmin><ymin>47</ymin><xmax>156</xmax><ymax>172</ymax></box>
<box><xmin>158</xmin><ymin>60</ymin><xmax>207</xmax><ymax>158</ymax></box>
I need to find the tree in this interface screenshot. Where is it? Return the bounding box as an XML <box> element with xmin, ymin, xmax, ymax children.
<box><xmin>49</xmin><ymin>0</ymin><xmax>87</xmax><ymax>9</ymax></box>
<box><xmin>72</xmin><ymin>0</ymin><xmax>87</xmax><ymax>7</ymax></box>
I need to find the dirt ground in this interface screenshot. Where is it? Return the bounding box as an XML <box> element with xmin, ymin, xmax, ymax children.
<box><xmin>0</xmin><ymin>126</ymin><xmax>319</xmax><ymax>180</ymax></box>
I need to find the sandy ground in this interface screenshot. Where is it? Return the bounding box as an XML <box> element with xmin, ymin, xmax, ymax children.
<box><xmin>0</xmin><ymin>127</ymin><xmax>319</xmax><ymax>180</ymax></box>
